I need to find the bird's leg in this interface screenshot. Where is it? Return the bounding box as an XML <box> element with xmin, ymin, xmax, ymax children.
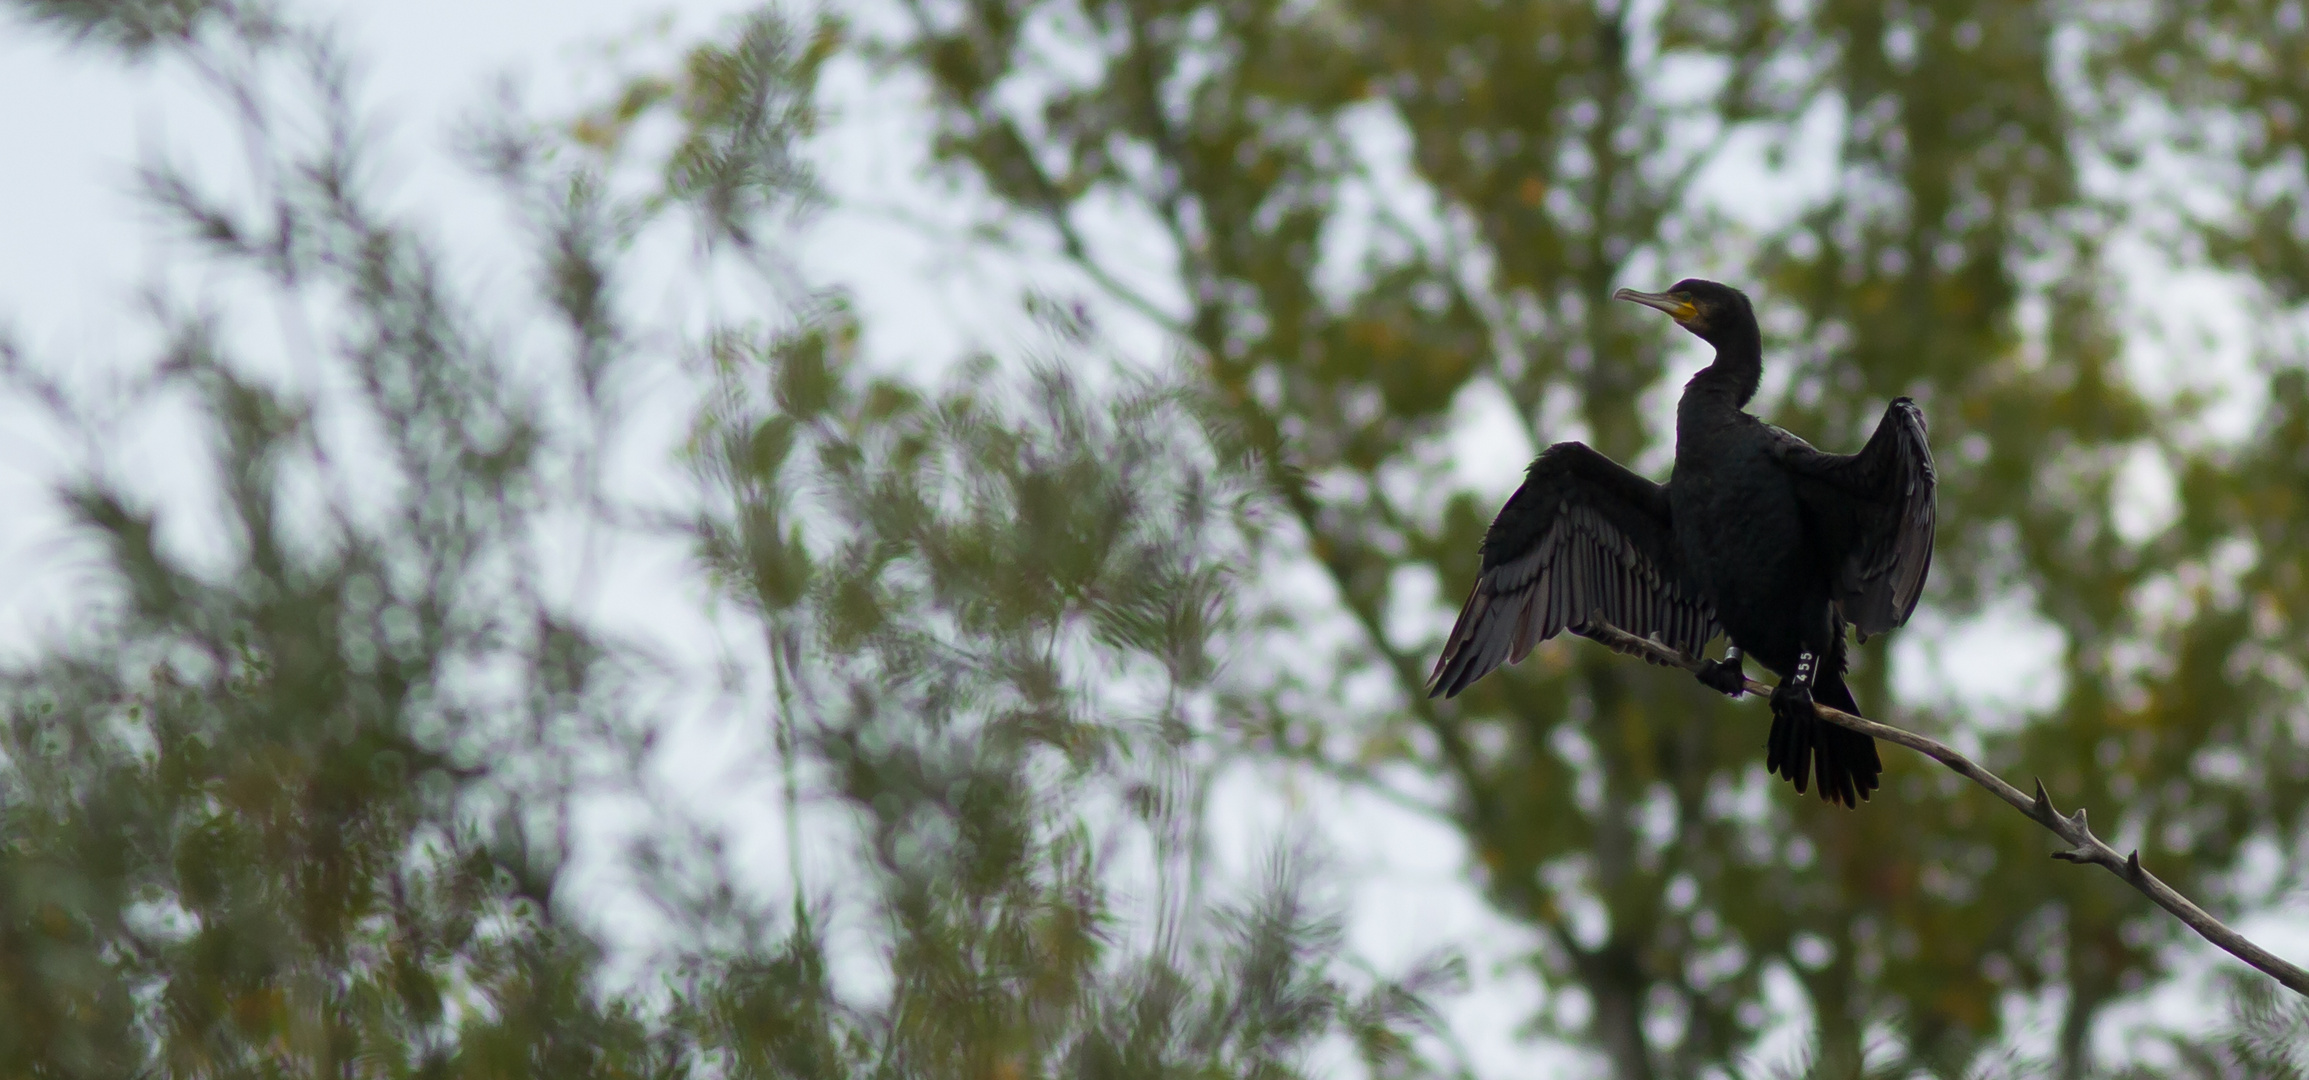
<box><xmin>1770</xmin><ymin>648</ymin><xmax>1817</xmax><ymax>715</ymax></box>
<box><xmin>1697</xmin><ymin>647</ymin><xmax>1747</xmax><ymax>697</ymax></box>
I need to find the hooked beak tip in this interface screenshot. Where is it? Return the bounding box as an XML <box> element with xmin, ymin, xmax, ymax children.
<box><xmin>1615</xmin><ymin>288</ymin><xmax>1696</xmax><ymax>322</ymax></box>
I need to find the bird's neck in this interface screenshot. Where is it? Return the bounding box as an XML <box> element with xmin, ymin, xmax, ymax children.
<box><xmin>1691</xmin><ymin>327</ymin><xmax>1762</xmax><ymax>406</ymax></box>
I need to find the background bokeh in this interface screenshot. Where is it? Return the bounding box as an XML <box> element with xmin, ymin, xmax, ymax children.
<box><xmin>3</xmin><ymin>0</ymin><xmax>2309</xmax><ymax>1075</ymax></box>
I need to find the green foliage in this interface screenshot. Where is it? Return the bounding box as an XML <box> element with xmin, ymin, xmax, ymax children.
<box><xmin>0</xmin><ymin>8</ymin><xmax>658</xmax><ymax>1075</ymax></box>
<box><xmin>569</xmin><ymin>9</ymin><xmax>840</xmax><ymax>244</ymax></box>
<box><xmin>871</xmin><ymin>0</ymin><xmax>2309</xmax><ymax>1074</ymax></box>
<box><xmin>16</xmin><ymin>0</ymin><xmax>223</xmax><ymax>54</ymax></box>
<box><xmin>0</xmin><ymin>3</ymin><xmax>1447</xmax><ymax>1077</ymax></box>
<box><xmin>2144</xmin><ymin>976</ymin><xmax>2309</xmax><ymax>1078</ymax></box>
<box><xmin>7</xmin><ymin>0</ymin><xmax>2309</xmax><ymax>1076</ymax></box>
<box><xmin>677</xmin><ymin>317</ymin><xmax>1453</xmax><ymax>1080</ymax></box>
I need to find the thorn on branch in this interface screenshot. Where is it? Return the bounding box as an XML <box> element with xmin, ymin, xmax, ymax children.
<box><xmin>1565</xmin><ymin>616</ymin><xmax>2309</xmax><ymax>999</ymax></box>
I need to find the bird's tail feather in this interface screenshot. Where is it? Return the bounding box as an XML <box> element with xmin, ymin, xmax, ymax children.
<box><xmin>1766</xmin><ymin>673</ymin><xmax>1882</xmax><ymax>808</ymax></box>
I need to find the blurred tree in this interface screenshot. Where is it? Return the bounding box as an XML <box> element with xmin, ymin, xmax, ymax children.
<box><xmin>875</xmin><ymin>0</ymin><xmax>2309</xmax><ymax>1074</ymax></box>
<box><xmin>2115</xmin><ymin>974</ymin><xmax>2309</xmax><ymax>1078</ymax></box>
<box><xmin>9</xmin><ymin>0</ymin><xmax>2309</xmax><ymax>1075</ymax></box>
<box><xmin>0</xmin><ymin>0</ymin><xmax>1446</xmax><ymax>1077</ymax></box>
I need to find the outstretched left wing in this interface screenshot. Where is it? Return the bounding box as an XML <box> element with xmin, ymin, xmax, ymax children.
<box><xmin>1429</xmin><ymin>442</ymin><xmax>1719</xmax><ymax>698</ymax></box>
<box><xmin>1772</xmin><ymin>397</ymin><xmax>1937</xmax><ymax>640</ymax></box>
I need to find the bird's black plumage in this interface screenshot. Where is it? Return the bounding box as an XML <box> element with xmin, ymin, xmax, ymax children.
<box><xmin>1427</xmin><ymin>279</ymin><xmax>1936</xmax><ymax>808</ymax></box>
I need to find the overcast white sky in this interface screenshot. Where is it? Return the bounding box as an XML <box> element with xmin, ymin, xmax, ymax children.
<box><xmin>2</xmin><ymin>1</ymin><xmax>2303</xmax><ymax>1073</ymax></box>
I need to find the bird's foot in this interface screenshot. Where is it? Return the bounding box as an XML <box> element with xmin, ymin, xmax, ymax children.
<box><xmin>1769</xmin><ymin>678</ymin><xmax>1814</xmax><ymax>721</ymax></box>
<box><xmin>1697</xmin><ymin>656</ymin><xmax>1746</xmax><ymax>698</ymax></box>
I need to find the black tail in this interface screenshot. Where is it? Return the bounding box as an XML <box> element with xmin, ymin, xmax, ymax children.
<box><xmin>1766</xmin><ymin>672</ymin><xmax>1882</xmax><ymax>808</ymax></box>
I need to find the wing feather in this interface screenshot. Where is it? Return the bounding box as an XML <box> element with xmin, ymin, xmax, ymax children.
<box><xmin>1428</xmin><ymin>442</ymin><xmax>1720</xmax><ymax>698</ymax></box>
<box><xmin>1774</xmin><ymin>397</ymin><xmax>1937</xmax><ymax>639</ymax></box>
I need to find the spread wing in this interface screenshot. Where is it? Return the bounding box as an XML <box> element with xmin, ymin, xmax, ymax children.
<box><xmin>1428</xmin><ymin>442</ymin><xmax>1719</xmax><ymax>698</ymax></box>
<box><xmin>1772</xmin><ymin>397</ymin><xmax>1937</xmax><ymax>640</ymax></box>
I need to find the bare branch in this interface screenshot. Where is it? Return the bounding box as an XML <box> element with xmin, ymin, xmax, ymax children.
<box><xmin>1576</xmin><ymin>619</ymin><xmax>2309</xmax><ymax>999</ymax></box>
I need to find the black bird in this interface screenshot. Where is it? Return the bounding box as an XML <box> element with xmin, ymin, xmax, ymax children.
<box><xmin>1426</xmin><ymin>280</ymin><xmax>1935</xmax><ymax>808</ymax></box>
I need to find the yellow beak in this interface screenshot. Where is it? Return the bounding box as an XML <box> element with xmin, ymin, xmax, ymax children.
<box><xmin>1614</xmin><ymin>288</ymin><xmax>1698</xmax><ymax>323</ymax></box>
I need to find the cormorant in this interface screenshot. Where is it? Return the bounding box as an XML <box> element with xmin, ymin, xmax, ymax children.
<box><xmin>1426</xmin><ymin>280</ymin><xmax>1935</xmax><ymax>808</ymax></box>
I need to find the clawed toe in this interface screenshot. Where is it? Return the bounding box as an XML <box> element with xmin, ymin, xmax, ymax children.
<box><xmin>1697</xmin><ymin>657</ymin><xmax>1746</xmax><ymax>697</ymax></box>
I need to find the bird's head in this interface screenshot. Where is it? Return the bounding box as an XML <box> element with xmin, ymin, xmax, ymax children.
<box><xmin>1613</xmin><ymin>279</ymin><xmax>1755</xmax><ymax>347</ymax></box>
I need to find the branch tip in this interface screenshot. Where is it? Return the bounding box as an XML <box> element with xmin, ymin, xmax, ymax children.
<box><xmin>1566</xmin><ymin>617</ymin><xmax>2309</xmax><ymax>998</ymax></box>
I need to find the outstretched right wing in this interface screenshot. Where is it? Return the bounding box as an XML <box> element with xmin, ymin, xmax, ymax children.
<box><xmin>1428</xmin><ymin>442</ymin><xmax>1719</xmax><ymax>698</ymax></box>
<box><xmin>1770</xmin><ymin>397</ymin><xmax>1936</xmax><ymax>641</ymax></box>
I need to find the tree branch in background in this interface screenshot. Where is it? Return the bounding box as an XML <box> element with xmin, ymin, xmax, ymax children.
<box><xmin>1576</xmin><ymin>619</ymin><xmax>2309</xmax><ymax>999</ymax></box>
